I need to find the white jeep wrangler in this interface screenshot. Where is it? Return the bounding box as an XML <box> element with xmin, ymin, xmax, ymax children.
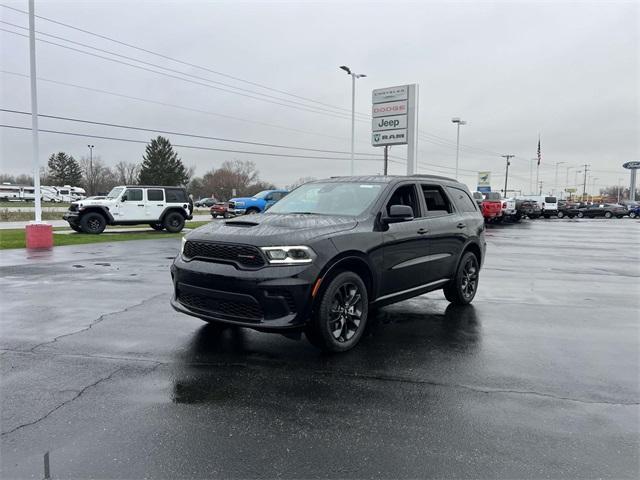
<box><xmin>63</xmin><ymin>185</ymin><xmax>192</xmax><ymax>234</ymax></box>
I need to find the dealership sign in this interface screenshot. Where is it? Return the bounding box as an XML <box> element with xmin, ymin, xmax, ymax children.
<box><xmin>371</xmin><ymin>84</ymin><xmax>417</xmax><ymax>160</ymax></box>
<box><xmin>623</xmin><ymin>161</ymin><xmax>640</xmax><ymax>169</ymax></box>
<box><xmin>477</xmin><ymin>171</ymin><xmax>491</xmax><ymax>187</ymax></box>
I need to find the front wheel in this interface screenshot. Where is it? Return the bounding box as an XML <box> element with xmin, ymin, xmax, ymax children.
<box><xmin>443</xmin><ymin>252</ymin><xmax>480</xmax><ymax>305</ymax></box>
<box><xmin>80</xmin><ymin>212</ymin><xmax>106</xmax><ymax>234</ymax></box>
<box><xmin>149</xmin><ymin>223</ymin><xmax>164</xmax><ymax>231</ymax></box>
<box><xmin>163</xmin><ymin>211</ymin><xmax>185</xmax><ymax>233</ymax></box>
<box><xmin>577</xmin><ymin>211</ymin><xmax>584</xmax><ymax>218</ymax></box>
<box><xmin>557</xmin><ymin>211</ymin><xmax>565</xmax><ymax>218</ymax></box>
<box><xmin>604</xmin><ymin>211</ymin><xmax>613</xmax><ymax>219</ymax></box>
<box><xmin>305</xmin><ymin>271</ymin><xmax>368</xmax><ymax>352</ymax></box>
<box><xmin>245</xmin><ymin>208</ymin><xmax>259</xmax><ymax>215</ymax></box>
<box><xmin>69</xmin><ymin>223</ymin><xmax>82</xmax><ymax>233</ymax></box>
<box><xmin>630</xmin><ymin>212</ymin><xmax>637</xmax><ymax>219</ymax></box>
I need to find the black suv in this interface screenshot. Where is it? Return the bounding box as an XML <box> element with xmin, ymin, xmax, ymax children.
<box><xmin>171</xmin><ymin>176</ymin><xmax>486</xmax><ymax>351</ymax></box>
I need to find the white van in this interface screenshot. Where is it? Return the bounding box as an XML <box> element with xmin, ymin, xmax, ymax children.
<box><xmin>517</xmin><ymin>195</ymin><xmax>558</xmax><ymax>218</ymax></box>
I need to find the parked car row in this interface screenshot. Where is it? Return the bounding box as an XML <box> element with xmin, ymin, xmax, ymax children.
<box><xmin>473</xmin><ymin>193</ymin><xmax>637</xmax><ymax>222</ymax></box>
<box><xmin>209</xmin><ymin>189</ymin><xmax>289</xmax><ymax>218</ymax></box>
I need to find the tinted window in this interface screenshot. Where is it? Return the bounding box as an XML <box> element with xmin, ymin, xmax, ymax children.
<box><xmin>447</xmin><ymin>187</ymin><xmax>478</xmax><ymax>213</ymax></box>
<box><xmin>387</xmin><ymin>184</ymin><xmax>421</xmax><ymax>217</ymax></box>
<box><xmin>147</xmin><ymin>189</ymin><xmax>164</xmax><ymax>201</ymax></box>
<box><xmin>165</xmin><ymin>188</ymin><xmax>187</xmax><ymax>203</ymax></box>
<box><xmin>545</xmin><ymin>196</ymin><xmax>557</xmax><ymax>203</ymax></box>
<box><xmin>123</xmin><ymin>188</ymin><xmax>143</xmax><ymax>201</ymax></box>
<box><xmin>421</xmin><ymin>185</ymin><xmax>452</xmax><ymax>213</ymax></box>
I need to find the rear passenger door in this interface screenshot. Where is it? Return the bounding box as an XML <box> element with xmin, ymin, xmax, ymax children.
<box><xmin>380</xmin><ymin>183</ymin><xmax>431</xmax><ymax>297</ymax></box>
<box><xmin>146</xmin><ymin>188</ymin><xmax>165</xmax><ymax>221</ymax></box>
<box><xmin>419</xmin><ymin>184</ymin><xmax>465</xmax><ymax>284</ymax></box>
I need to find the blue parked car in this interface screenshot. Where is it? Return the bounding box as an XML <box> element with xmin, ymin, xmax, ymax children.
<box><xmin>629</xmin><ymin>205</ymin><xmax>640</xmax><ymax>218</ymax></box>
<box><xmin>227</xmin><ymin>189</ymin><xmax>289</xmax><ymax>215</ymax></box>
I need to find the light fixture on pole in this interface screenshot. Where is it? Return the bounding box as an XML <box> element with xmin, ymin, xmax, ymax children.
<box><xmin>340</xmin><ymin>66</ymin><xmax>366</xmax><ymax>176</ymax></box>
<box><xmin>451</xmin><ymin>117</ymin><xmax>466</xmax><ymax>180</ymax></box>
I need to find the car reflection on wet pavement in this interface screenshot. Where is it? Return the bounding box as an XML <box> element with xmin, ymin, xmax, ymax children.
<box><xmin>1</xmin><ymin>219</ymin><xmax>638</xmax><ymax>479</ymax></box>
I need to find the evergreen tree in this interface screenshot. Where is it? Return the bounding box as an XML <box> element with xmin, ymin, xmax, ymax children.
<box><xmin>138</xmin><ymin>136</ymin><xmax>188</xmax><ymax>185</ymax></box>
<box><xmin>47</xmin><ymin>152</ymin><xmax>83</xmax><ymax>185</ymax></box>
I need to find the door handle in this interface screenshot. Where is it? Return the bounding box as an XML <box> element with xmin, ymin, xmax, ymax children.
<box><xmin>157</xmin><ymin>204</ymin><xmax>164</xmax><ymax>206</ymax></box>
<box><xmin>137</xmin><ymin>204</ymin><xmax>145</xmax><ymax>207</ymax></box>
<box><xmin>456</xmin><ymin>223</ymin><xmax>466</xmax><ymax>229</ymax></box>
<box><xmin>417</xmin><ymin>228</ymin><xmax>428</xmax><ymax>235</ymax></box>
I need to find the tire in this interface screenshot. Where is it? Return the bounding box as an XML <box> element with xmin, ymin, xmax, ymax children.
<box><xmin>245</xmin><ymin>208</ymin><xmax>259</xmax><ymax>215</ymax></box>
<box><xmin>304</xmin><ymin>271</ymin><xmax>368</xmax><ymax>352</ymax></box>
<box><xmin>616</xmin><ymin>215</ymin><xmax>624</xmax><ymax>219</ymax></box>
<box><xmin>163</xmin><ymin>211</ymin><xmax>185</xmax><ymax>233</ymax></box>
<box><xmin>557</xmin><ymin>211</ymin><xmax>565</xmax><ymax>218</ymax></box>
<box><xmin>630</xmin><ymin>212</ymin><xmax>637</xmax><ymax>219</ymax></box>
<box><xmin>69</xmin><ymin>223</ymin><xmax>82</xmax><ymax>233</ymax></box>
<box><xmin>543</xmin><ymin>214</ymin><xmax>550</xmax><ymax>219</ymax></box>
<box><xmin>443</xmin><ymin>251</ymin><xmax>480</xmax><ymax>306</ymax></box>
<box><xmin>604</xmin><ymin>211</ymin><xmax>613</xmax><ymax>219</ymax></box>
<box><xmin>80</xmin><ymin>212</ymin><xmax>106</xmax><ymax>234</ymax></box>
<box><xmin>149</xmin><ymin>223</ymin><xmax>164</xmax><ymax>231</ymax></box>
<box><xmin>577</xmin><ymin>211</ymin><xmax>584</xmax><ymax>218</ymax></box>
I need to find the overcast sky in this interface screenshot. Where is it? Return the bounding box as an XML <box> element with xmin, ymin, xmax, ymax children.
<box><xmin>1</xmin><ymin>0</ymin><xmax>638</xmax><ymax>194</ymax></box>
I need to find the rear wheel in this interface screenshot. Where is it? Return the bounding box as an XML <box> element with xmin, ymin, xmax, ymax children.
<box><xmin>577</xmin><ymin>211</ymin><xmax>585</xmax><ymax>218</ymax></box>
<box><xmin>80</xmin><ymin>212</ymin><xmax>106</xmax><ymax>234</ymax></box>
<box><xmin>604</xmin><ymin>211</ymin><xmax>613</xmax><ymax>219</ymax></box>
<box><xmin>557</xmin><ymin>211</ymin><xmax>565</xmax><ymax>218</ymax></box>
<box><xmin>305</xmin><ymin>271</ymin><xmax>368</xmax><ymax>352</ymax></box>
<box><xmin>163</xmin><ymin>211</ymin><xmax>185</xmax><ymax>233</ymax></box>
<box><xmin>443</xmin><ymin>252</ymin><xmax>480</xmax><ymax>305</ymax></box>
<box><xmin>149</xmin><ymin>223</ymin><xmax>164</xmax><ymax>231</ymax></box>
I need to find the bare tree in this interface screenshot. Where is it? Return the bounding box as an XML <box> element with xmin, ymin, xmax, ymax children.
<box><xmin>286</xmin><ymin>176</ymin><xmax>316</xmax><ymax>190</ymax></box>
<box><xmin>114</xmin><ymin>161</ymin><xmax>140</xmax><ymax>185</ymax></box>
<box><xmin>80</xmin><ymin>156</ymin><xmax>118</xmax><ymax>195</ymax></box>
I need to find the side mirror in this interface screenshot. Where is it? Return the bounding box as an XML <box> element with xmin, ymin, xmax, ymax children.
<box><xmin>265</xmin><ymin>195</ymin><xmax>273</xmax><ymax>201</ymax></box>
<box><xmin>121</xmin><ymin>195</ymin><xmax>128</xmax><ymax>202</ymax></box>
<box><xmin>384</xmin><ymin>204</ymin><xmax>414</xmax><ymax>224</ymax></box>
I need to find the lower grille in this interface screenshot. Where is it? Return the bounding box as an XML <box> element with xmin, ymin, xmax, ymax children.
<box><xmin>68</xmin><ymin>204</ymin><xmax>78</xmax><ymax>212</ymax></box>
<box><xmin>179</xmin><ymin>292</ymin><xmax>263</xmax><ymax>320</ymax></box>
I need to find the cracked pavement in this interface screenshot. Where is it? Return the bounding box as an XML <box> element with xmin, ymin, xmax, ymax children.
<box><xmin>1</xmin><ymin>219</ymin><xmax>639</xmax><ymax>478</ymax></box>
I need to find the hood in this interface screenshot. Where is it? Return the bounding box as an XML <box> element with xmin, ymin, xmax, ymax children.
<box><xmin>74</xmin><ymin>198</ymin><xmax>117</xmax><ymax>207</ymax></box>
<box><xmin>228</xmin><ymin>196</ymin><xmax>256</xmax><ymax>204</ymax></box>
<box><xmin>187</xmin><ymin>213</ymin><xmax>357</xmax><ymax>246</ymax></box>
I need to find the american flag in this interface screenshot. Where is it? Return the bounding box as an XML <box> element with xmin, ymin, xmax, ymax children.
<box><xmin>537</xmin><ymin>136</ymin><xmax>542</xmax><ymax>166</ymax></box>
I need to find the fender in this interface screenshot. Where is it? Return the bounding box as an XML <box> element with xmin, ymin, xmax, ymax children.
<box><xmin>159</xmin><ymin>206</ymin><xmax>190</xmax><ymax>222</ymax></box>
<box><xmin>80</xmin><ymin>206</ymin><xmax>115</xmax><ymax>224</ymax></box>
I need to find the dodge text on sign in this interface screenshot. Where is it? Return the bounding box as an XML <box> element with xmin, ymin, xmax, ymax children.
<box><xmin>372</xmin><ymin>100</ymin><xmax>407</xmax><ymax>118</ymax></box>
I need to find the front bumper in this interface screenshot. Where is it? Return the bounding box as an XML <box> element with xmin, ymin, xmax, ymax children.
<box><xmin>170</xmin><ymin>255</ymin><xmax>319</xmax><ymax>330</ymax></box>
<box><xmin>62</xmin><ymin>211</ymin><xmax>79</xmax><ymax>222</ymax></box>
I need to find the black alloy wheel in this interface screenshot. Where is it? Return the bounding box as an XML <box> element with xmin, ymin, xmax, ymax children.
<box><xmin>80</xmin><ymin>212</ymin><xmax>106</xmax><ymax>234</ymax></box>
<box><xmin>163</xmin><ymin>211</ymin><xmax>185</xmax><ymax>233</ymax></box>
<box><xmin>305</xmin><ymin>271</ymin><xmax>368</xmax><ymax>352</ymax></box>
<box><xmin>444</xmin><ymin>251</ymin><xmax>480</xmax><ymax>305</ymax></box>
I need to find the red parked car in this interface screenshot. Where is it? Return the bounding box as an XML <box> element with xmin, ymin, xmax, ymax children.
<box><xmin>210</xmin><ymin>202</ymin><xmax>231</xmax><ymax>218</ymax></box>
<box><xmin>474</xmin><ymin>192</ymin><xmax>503</xmax><ymax>223</ymax></box>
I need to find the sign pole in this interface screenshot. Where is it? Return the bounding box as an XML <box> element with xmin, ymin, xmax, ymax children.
<box><xmin>28</xmin><ymin>0</ymin><xmax>42</xmax><ymax>223</ymax></box>
<box><xmin>383</xmin><ymin>146</ymin><xmax>388</xmax><ymax>175</ymax></box>
<box><xmin>406</xmin><ymin>84</ymin><xmax>416</xmax><ymax>175</ymax></box>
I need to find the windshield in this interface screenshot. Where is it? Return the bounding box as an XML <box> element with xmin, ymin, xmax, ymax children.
<box><xmin>545</xmin><ymin>196</ymin><xmax>557</xmax><ymax>203</ymax></box>
<box><xmin>252</xmin><ymin>191</ymin><xmax>271</xmax><ymax>199</ymax></box>
<box><xmin>106</xmin><ymin>187</ymin><xmax>124</xmax><ymax>199</ymax></box>
<box><xmin>267</xmin><ymin>182</ymin><xmax>383</xmax><ymax>216</ymax></box>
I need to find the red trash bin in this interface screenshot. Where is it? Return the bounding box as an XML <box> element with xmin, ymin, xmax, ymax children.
<box><xmin>25</xmin><ymin>223</ymin><xmax>53</xmax><ymax>249</ymax></box>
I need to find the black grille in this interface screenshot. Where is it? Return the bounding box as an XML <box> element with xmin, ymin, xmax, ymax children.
<box><xmin>179</xmin><ymin>292</ymin><xmax>263</xmax><ymax>320</ymax></box>
<box><xmin>228</xmin><ymin>201</ymin><xmax>235</xmax><ymax>210</ymax></box>
<box><xmin>68</xmin><ymin>204</ymin><xmax>78</xmax><ymax>212</ymax></box>
<box><xmin>183</xmin><ymin>241</ymin><xmax>265</xmax><ymax>267</ymax></box>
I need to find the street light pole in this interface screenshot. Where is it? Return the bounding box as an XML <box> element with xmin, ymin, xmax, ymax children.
<box><xmin>554</xmin><ymin>161</ymin><xmax>565</xmax><ymax>196</ymax></box>
<box><xmin>87</xmin><ymin>144</ymin><xmax>94</xmax><ymax>194</ymax></box>
<box><xmin>28</xmin><ymin>0</ymin><xmax>42</xmax><ymax>223</ymax></box>
<box><xmin>451</xmin><ymin>117</ymin><xmax>466</xmax><ymax>180</ymax></box>
<box><xmin>502</xmin><ymin>154</ymin><xmax>514</xmax><ymax>198</ymax></box>
<box><xmin>340</xmin><ymin>66</ymin><xmax>366</xmax><ymax>176</ymax></box>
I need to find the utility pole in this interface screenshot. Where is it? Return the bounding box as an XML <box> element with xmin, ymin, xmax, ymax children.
<box><xmin>383</xmin><ymin>146</ymin><xmax>389</xmax><ymax>175</ymax></box>
<box><xmin>539</xmin><ymin>181</ymin><xmax>543</xmax><ymax>195</ymax></box>
<box><xmin>502</xmin><ymin>154</ymin><xmax>514</xmax><ymax>198</ymax></box>
<box><xmin>582</xmin><ymin>164</ymin><xmax>590</xmax><ymax>200</ymax></box>
<box><xmin>28</xmin><ymin>0</ymin><xmax>41</xmax><ymax>223</ymax></box>
<box><xmin>87</xmin><ymin>144</ymin><xmax>94</xmax><ymax>195</ymax></box>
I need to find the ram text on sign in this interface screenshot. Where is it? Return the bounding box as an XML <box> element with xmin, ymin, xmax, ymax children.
<box><xmin>372</xmin><ymin>100</ymin><xmax>407</xmax><ymax>118</ymax></box>
<box><xmin>372</xmin><ymin>85</ymin><xmax>408</xmax><ymax>104</ymax></box>
<box><xmin>372</xmin><ymin>114</ymin><xmax>408</xmax><ymax>132</ymax></box>
<box><xmin>372</xmin><ymin>129</ymin><xmax>407</xmax><ymax>146</ymax></box>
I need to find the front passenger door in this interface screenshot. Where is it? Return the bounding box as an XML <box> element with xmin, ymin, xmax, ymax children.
<box><xmin>116</xmin><ymin>188</ymin><xmax>146</xmax><ymax>221</ymax></box>
<box><xmin>380</xmin><ymin>183</ymin><xmax>431</xmax><ymax>297</ymax></box>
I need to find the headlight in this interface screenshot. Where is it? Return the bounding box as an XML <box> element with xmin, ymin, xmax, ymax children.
<box><xmin>235</xmin><ymin>201</ymin><xmax>245</xmax><ymax>206</ymax></box>
<box><xmin>260</xmin><ymin>246</ymin><xmax>315</xmax><ymax>265</ymax></box>
<box><xmin>181</xmin><ymin>236</ymin><xmax>187</xmax><ymax>255</ymax></box>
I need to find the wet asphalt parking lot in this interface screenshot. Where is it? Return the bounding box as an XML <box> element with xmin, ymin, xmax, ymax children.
<box><xmin>1</xmin><ymin>218</ymin><xmax>639</xmax><ymax>479</ymax></box>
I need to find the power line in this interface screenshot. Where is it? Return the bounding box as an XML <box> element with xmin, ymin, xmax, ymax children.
<box><xmin>0</xmin><ymin>28</ymin><xmax>362</xmax><ymax>122</ymax></box>
<box><xmin>0</xmin><ymin>19</ymin><xmax>371</xmax><ymax>121</ymax></box>
<box><xmin>1</xmin><ymin>70</ymin><xmax>349</xmax><ymax>142</ymax></box>
<box><xmin>0</xmin><ymin>123</ymin><xmax>386</xmax><ymax>161</ymax></box>
<box><xmin>0</xmin><ymin>3</ymin><xmax>370</xmax><ymax>118</ymax></box>
<box><xmin>0</xmin><ymin>108</ymin><xmax>380</xmax><ymax>156</ymax></box>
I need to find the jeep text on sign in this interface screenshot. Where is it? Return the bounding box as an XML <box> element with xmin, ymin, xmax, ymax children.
<box><xmin>372</xmin><ymin>129</ymin><xmax>408</xmax><ymax>146</ymax></box>
<box><xmin>372</xmin><ymin>100</ymin><xmax>407</xmax><ymax>118</ymax></box>
<box><xmin>371</xmin><ymin>114</ymin><xmax>408</xmax><ymax>132</ymax></box>
<box><xmin>372</xmin><ymin>85</ymin><xmax>408</xmax><ymax>104</ymax></box>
